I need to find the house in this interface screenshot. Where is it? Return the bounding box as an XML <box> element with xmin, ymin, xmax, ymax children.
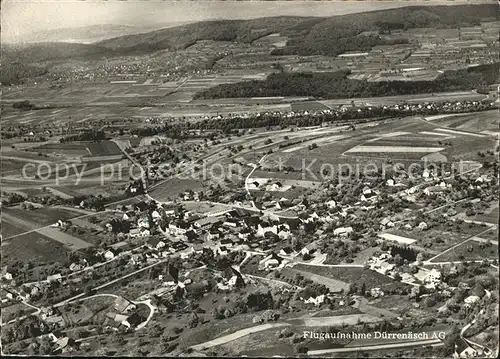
<box><xmin>45</xmin><ymin>315</ymin><xmax>65</xmax><ymax>327</ymax></box>
<box><xmin>326</xmin><ymin>200</ymin><xmax>337</xmax><ymax>209</ymax></box>
<box><xmin>261</xmin><ymin>252</ymin><xmax>283</xmax><ymax>270</ymax></box>
<box><xmin>424</xmin><ymin>186</ymin><xmax>445</xmax><ymax>195</ymax></box>
<box><xmin>147</xmin><ymin>238</ymin><xmax>166</xmax><ymax>251</ymax></box>
<box><xmin>3</xmin><ymin>271</ymin><xmax>13</xmax><ymax>281</ymax></box>
<box><xmin>464</xmin><ymin>295</ymin><xmax>480</xmax><ymax>307</ymax></box>
<box><xmin>137</xmin><ymin>217</ymin><xmax>150</xmax><ymax>229</ymax></box>
<box><xmin>69</xmin><ymin>263</ymin><xmax>82</xmax><ymax>272</ymax></box>
<box><xmin>301</xmin><ymin>242</ymin><xmax>318</xmax><ymax>256</ymax></box>
<box><xmin>104</xmin><ymin>250</ymin><xmax>115</xmax><ymax>261</ymax></box>
<box><xmin>256</xmin><ymin>224</ymin><xmax>278</xmax><ymax>238</ymax></box>
<box><xmin>386</xmin><ymin>178</ymin><xmax>395</xmax><ymax>186</ymax></box>
<box><xmin>422</xmin><ymin>269</ymin><xmax>441</xmax><ymax>285</ymax></box>
<box><xmin>220</xmin><ymin>238</ymin><xmax>234</xmax><ymax>248</ymax></box>
<box><xmin>226</xmin><ymin>267</ymin><xmax>245</xmax><ymax>288</ymax></box>
<box><xmin>333</xmin><ymin>227</ymin><xmax>353</xmax><ymax>237</ymax></box>
<box><xmin>418</xmin><ymin>222</ymin><xmax>428</xmax><ymax>231</ymax></box>
<box><xmin>217</xmin><ymin>246</ymin><xmax>229</xmax><ymax>256</ymax></box>
<box><xmin>278</xmin><ymin>229</ymin><xmax>292</xmax><ymax>240</ymax></box>
<box><xmin>380</xmin><ymin>218</ymin><xmax>394</xmax><ymax>228</ymax></box>
<box><xmin>47</xmin><ymin>273</ymin><xmax>62</xmax><ymax>282</ymax></box>
<box><xmin>114</xmin><ymin>297</ymin><xmax>136</xmax><ymax>314</ymax></box>
<box><xmin>370</xmin><ymin>288</ymin><xmax>385</xmax><ymax>298</ymax></box>
<box><xmin>123</xmin><ymin>312</ymin><xmax>144</xmax><ymax>328</ymax></box>
<box><xmin>304</xmin><ymin>294</ymin><xmax>326</xmax><ymax>306</ymax></box>
<box><xmin>280</xmin><ymin>247</ymin><xmax>295</xmax><ymax>256</ymax></box>
<box><xmin>453</xmin><ymin>338</ymin><xmax>478</xmax><ymax>359</ymax></box>
<box><xmin>152</xmin><ymin>210</ymin><xmax>162</xmax><ymax>222</ymax></box>
<box><xmin>54</xmin><ymin>337</ymin><xmax>77</xmax><ymax>354</ymax></box>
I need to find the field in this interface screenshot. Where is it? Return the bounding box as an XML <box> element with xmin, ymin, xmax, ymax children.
<box><xmin>1</xmin><ymin>231</ymin><xmax>70</xmax><ymax>266</ymax></box>
<box><xmin>4</xmin><ymin>207</ymin><xmax>82</xmax><ymax>227</ymax></box>
<box><xmin>148</xmin><ymin>178</ymin><xmax>207</xmax><ymax>202</ymax></box>
<box><xmin>282</xmin><ymin>267</ymin><xmax>350</xmax><ymax>293</ymax></box>
<box><xmin>292</xmin><ymin>264</ymin><xmax>407</xmax><ymax>292</ymax></box>
<box><xmin>386</xmin><ymin>222</ymin><xmax>490</xmax><ymax>253</ymax></box>
<box><xmin>429</xmin><ymin>238</ymin><xmax>498</xmax><ymax>262</ymax></box>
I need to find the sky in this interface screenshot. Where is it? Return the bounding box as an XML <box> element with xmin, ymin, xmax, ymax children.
<box><xmin>1</xmin><ymin>0</ymin><xmax>493</xmax><ymax>43</ymax></box>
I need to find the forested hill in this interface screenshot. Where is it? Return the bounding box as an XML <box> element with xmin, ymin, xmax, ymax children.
<box><xmin>4</xmin><ymin>4</ymin><xmax>497</xmax><ymax>63</ymax></box>
<box><xmin>97</xmin><ymin>4</ymin><xmax>497</xmax><ymax>56</ymax></box>
<box><xmin>194</xmin><ymin>63</ymin><xmax>500</xmax><ymax>100</ymax></box>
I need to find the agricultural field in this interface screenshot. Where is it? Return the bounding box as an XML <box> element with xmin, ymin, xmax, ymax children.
<box><xmin>148</xmin><ymin>178</ymin><xmax>207</xmax><ymax>202</ymax></box>
<box><xmin>429</xmin><ymin>238</ymin><xmax>498</xmax><ymax>262</ymax></box>
<box><xmin>291</xmin><ymin>264</ymin><xmax>408</xmax><ymax>292</ymax></box>
<box><xmin>4</xmin><ymin>206</ymin><xmax>82</xmax><ymax>227</ymax></box>
<box><xmin>429</xmin><ymin>110</ymin><xmax>500</xmax><ymax>134</ymax></box>
<box><xmin>385</xmin><ymin>222</ymin><xmax>488</xmax><ymax>253</ymax></box>
<box><xmin>1</xmin><ymin>231</ymin><xmax>70</xmax><ymax>266</ymax></box>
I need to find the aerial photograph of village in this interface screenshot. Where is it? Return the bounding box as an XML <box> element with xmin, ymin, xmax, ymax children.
<box><xmin>0</xmin><ymin>0</ymin><xmax>498</xmax><ymax>357</ymax></box>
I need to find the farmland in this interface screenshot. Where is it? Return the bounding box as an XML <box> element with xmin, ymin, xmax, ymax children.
<box><xmin>291</xmin><ymin>264</ymin><xmax>407</xmax><ymax>292</ymax></box>
<box><xmin>429</xmin><ymin>238</ymin><xmax>498</xmax><ymax>262</ymax></box>
<box><xmin>1</xmin><ymin>231</ymin><xmax>70</xmax><ymax>266</ymax></box>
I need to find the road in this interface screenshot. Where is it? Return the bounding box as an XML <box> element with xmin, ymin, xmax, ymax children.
<box><xmin>190</xmin><ymin>313</ymin><xmax>382</xmax><ymax>351</ymax></box>
<box><xmin>244</xmin><ymin>154</ymin><xmax>267</xmax><ymax>209</ymax></box>
<box><xmin>460</xmin><ymin>309</ymin><xmax>493</xmax><ymax>357</ymax></box>
<box><xmin>54</xmin><ymin>257</ymin><xmax>170</xmax><ymax>307</ymax></box>
<box><xmin>307</xmin><ymin>339</ymin><xmax>443</xmax><ymax>355</ymax></box>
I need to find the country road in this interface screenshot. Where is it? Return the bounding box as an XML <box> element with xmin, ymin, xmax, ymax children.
<box><xmin>190</xmin><ymin>313</ymin><xmax>382</xmax><ymax>351</ymax></box>
<box><xmin>307</xmin><ymin>338</ymin><xmax>444</xmax><ymax>355</ymax></box>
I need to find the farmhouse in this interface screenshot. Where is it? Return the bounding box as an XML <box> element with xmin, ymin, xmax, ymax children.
<box><xmin>114</xmin><ymin>297</ymin><xmax>136</xmax><ymax>314</ymax></box>
<box><xmin>301</xmin><ymin>242</ymin><xmax>318</xmax><ymax>256</ymax></box>
<box><xmin>333</xmin><ymin>227</ymin><xmax>353</xmax><ymax>237</ymax></box>
<box><xmin>424</xmin><ymin>186</ymin><xmax>445</xmax><ymax>195</ymax></box>
<box><xmin>104</xmin><ymin>250</ymin><xmax>115</xmax><ymax>261</ymax></box>
<box><xmin>453</xmin><ymin>338</ymin><xmax>478</xmax><ymax>359</ymax></box>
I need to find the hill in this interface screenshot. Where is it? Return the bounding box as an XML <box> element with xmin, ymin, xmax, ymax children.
<box><xmin>2</xmin><ymin>42</ymin><xmax>110</xmax><ymax>64</ymax></box>
<box><xmin>97</xmin><ymin>16</ymin><xmax>315</xmax><ymax>52</ymax></box>
<box><xmin>20</xmin><ymin>24</ymin><xmax>138</xmax><ymax>44</ymax></box>
<box><xmin>277</xmin><ymin>4</ymin><xmax>498</xmax><ymax>56</ymax></box>
<box><xmin>5</xmin><ymin>4</ymin><xmax>497</xmax><ymax>63</ymax></box>
<box><xmin>98</xmin><ymin>4</ymin><xmax>497</xmax><ymax>56</ymax></box>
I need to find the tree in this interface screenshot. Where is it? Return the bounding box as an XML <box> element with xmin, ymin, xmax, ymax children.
<box><xmin>188</xmin><ymin>312</ymin><xmax>199</xmax><ymax>328</ymax></box>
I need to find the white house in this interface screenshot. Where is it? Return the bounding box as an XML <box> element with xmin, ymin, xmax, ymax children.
<box><xmin>326</xmin><ymin>200</ymin><xmax>337</xmax><ymax>209</ymax></box>
<box><xmin>418</xmin><ymin>222</ymin><xmax>428</xmax><ymax>231</ymax></box>
<box><xmin>333</xmin><ymin>227</ymin><xmax>353</xmax><ymax>237</ymax></box>
<box><xmin>301</xmin><ymin>242</ymin><xmax>318</xmax><ymax>256</ymax></box>
<box><xmin>464</xmin><ymin>295</ymin><xmax>480</xmax><ymax>307</ymax></box>
<box><xmin>424</xmin><ymin>186</ymin><xmax>445</xmax><ymax>196</ymax></box>
<box><xmin>152</xmin><ymin>210</ymin><xmax>162</xmax><ymax>222</ymax></box>
<box><xmin>138</xmin><ymin>217</ymin><xmax>150</xmax><ymax>229</ymax></box>
<box><xmin>304</xmin><ymin>294</ymin><xmax>325</xmax><ymax>306</ymax></box>
<box><xmin>69</xmin><ymin>263</ymin><xmax>82</xmax><ymax>272</ymax></box>
<box><xmin>424</xmin><ymin>268</ymin><xmax>441</xmax><ymax>284</ymax></box>
<box><xmin>370</xmin><ymin>288</ymin><xmax>385</xmax><ymax>298</ymax></box>
<box><xmin>104</xmin><ymin>250</ymin><xmax>115</xmax><ymax>261</ymax></box>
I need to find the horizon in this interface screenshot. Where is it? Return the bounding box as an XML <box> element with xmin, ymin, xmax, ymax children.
<box><xmin>1</xmin><ymin>0</ymin><xmax>492</xmax><ymax>43</ymax></box>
